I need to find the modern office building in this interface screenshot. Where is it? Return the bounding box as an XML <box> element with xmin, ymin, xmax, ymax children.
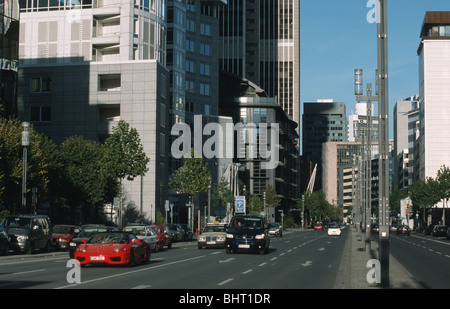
<box><xmin>219</xmin><ymin>71</ymin><xmax>299</xmax><ymax>219</ymax></box>
<box><xmin>302</xmin><ymin>100</ymin><xmax>347</xmax><ymax>191</ymax></box>
<box><xmin>417</xmin><ymin>12</ymin><xmax>450</xmax><ymax>184</ymax></box>
<box><xmin>0</xmin><ymin>0</ymin><xmax>20</xmax><ymax>117</ymax></box>
<box><xmin>347</xmin><ymin>102</ymin><xmax>378</xmax><ymax>143</ymax></box>
<box><xmin>17</xmin><ymin>0</ymin><xmax>170</xmax><ymax>223</ymax></box>
<box><xmin>393</xmin><ymin>95</ymin><xmax>420</xmax><ymax>191</ymax></box>
<box><xmin>218</xmin><ymin>0</ymin><xmax>300</xmax><ymax>128</ymax></box>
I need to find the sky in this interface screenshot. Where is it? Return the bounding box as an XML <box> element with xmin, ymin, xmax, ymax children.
<box><xmin>300</xmin><ymin>0</ymin><xmax>450</xmax><ymax>145</ymax></box>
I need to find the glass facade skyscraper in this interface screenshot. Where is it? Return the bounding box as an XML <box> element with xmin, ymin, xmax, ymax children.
<box><xmin>0</xmin><ymin>0</ymin><xmax>19</xmax><ymax>117</ymax></box>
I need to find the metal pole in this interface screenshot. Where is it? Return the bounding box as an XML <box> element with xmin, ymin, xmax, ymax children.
<box><xmin>377</xmin><ymin>0</ymin><xmax>390</xmax><ymax>287</ymax></box>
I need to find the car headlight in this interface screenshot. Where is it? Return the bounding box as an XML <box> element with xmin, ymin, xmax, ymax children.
<box><xmin>255</xmin><ymin>234</ymin><xmax>265</xmax><ymax>240</ymax></box>
<box><xmin>76</xmin><ymin>246</ymin><xmax>86</xmax><ymax>252</ymax></box>
<box><xmin>58</xmin><ymin>238</ymin><xmax>70</xmax><ymax>243</ymax></box>
<box><xmin>69</xmin><ymin>242</ymin><xmax>77</xmax><ymax>247</ymax></box>
<box><xmin>226</xmin><ymin>234</ymin><xmax>234</xmax><ymax>239</ymax></box>
<box><xmin>113</xmin><ymin>247</ymin><xmax>128</xmax><ymax>253</ymax></box>
<box><xmin>198</xmin><ymin>236</ymin><xmax>206</xmax><ymax>241</ymax></box>
<box><xmin>17</xmin><ymin>235</ymin><xmax>29</xmax><ymax>241</ymax></box>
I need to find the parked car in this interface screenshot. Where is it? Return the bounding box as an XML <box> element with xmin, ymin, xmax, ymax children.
<box><xmin>327</xmin><ymin>223</ymin><xmax>342</xmax><ymax>236</ymax></box>
<box><xmin>432</xmin><ymin>225</ymin><xmax>448</xmax><ymax>237</ymax></box>
<box><xmin>446</xmin><ymin>227</ymin><xmax>450</xmax><ymax>240</ymax></box>
<box><xmin>198</xmin><ymin>223</ymin><xmax>227</xmax><ymax>249</ymax></box>
<box><xmin>165</xmin><ymin>224</ymin><xmax>184</xmax><ymax>242</ymax></box>
<box><xmin>225</xmin><ymin>215</ymin><xmax>270</xmax><ymax>255</ymax></box>
<box><xmin>68</xmin><ymin>224</ymin><xmax>119</xmax><ymax>258</ymax></box>
<box><xmin>51</xmin><ymin>225</ymin><xmax>82</xmax><ymax>251</ymax></box>
<box><xmin>389</xmin><ymin>224</ymin><xmax>398</xmax><ymax>232</ymax></box>
<box><xmin>150</xmin><ymin>225</ymin><xmax>172</xmax><ymax>249</ymax></box>
<box><xmin>123</xmin><ymin>224</ymin><xmax>158</xmax><ymax>252</ymax></box>
<box><xmin>371</xmin><ymin>223</ymin><xmax>379</xmax><ymax>234</ymax></box>
<box><xmin>0</xmin><ymin>225</ymin><xmax>10</xmax><ymax>256</ymax></box>
<box><xmin>313</xmin><ymin>222</ymin><xmax>324</xmax><ymax>230</ymax></box>
<box><xmin>179</xmin><ymin>224</ymin><xmax>194</xmax><ymax>241</ymax></box>
<box><xmin>396</xmin><ymin>225</ymin><xmax>411</xmax><ymax>236</ymax></box>
<box><xmin>74</xmin><ymin>232</ymin><xmax>151</xmax><ymax>267</ymax></box>
<box><xmin>1</xmin><ymin>214</ymin><xmax>52</xmax><ymax>254</ymax></box>
<box><xmin>268</xmin><ymin>222</ymin><xmax>283</xmax><ymax>237</ymax></box>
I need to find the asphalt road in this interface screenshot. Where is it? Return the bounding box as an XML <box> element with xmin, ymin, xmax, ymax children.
<box><xmin>390</xmin><ymin>233</ymin><xmax>450</xmax><ymax>289</ymax></box>
<box><xmin>0</xmin><ymin>229</ymin><xmax>348</xmax><ymax>290</ymax></box>
<box><xmin>1</xmin><ymin>228</ymin><xmax>448</xmax><ymax>292</ymax></box>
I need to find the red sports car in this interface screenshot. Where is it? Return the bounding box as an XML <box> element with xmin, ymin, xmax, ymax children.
<box><xmin>74</xmin><ymin>232</ymin><xmax>151</xmax><ymax>267</ymax></box>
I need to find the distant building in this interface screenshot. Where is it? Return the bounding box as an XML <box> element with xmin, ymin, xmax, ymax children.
<box><xmin>219</xmin><ymin>71</ymin><xmax>300</xmax><ymax>219</ymax></box>
<box><xmin>302</xmin><ymin>100</ymin><xmax>347</xmax><ymax>191</ymax></box>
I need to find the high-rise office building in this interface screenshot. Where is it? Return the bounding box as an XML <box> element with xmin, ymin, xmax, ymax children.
<box><xmin>18</xmin><ymin>0</ymin><xmax>170</xmax><ymax>223</ymax></box>
<box><xmin>218</xmin><ymin>0</ymin><xmax>300</xmax><ymax>127</ymax></box>
<box><xmin>417</xmin><ymin>12</ymin><xmax>450</xmax><ymax>183</ymax></box>
<box><xmin>0</xmin><ymin>0</ymin><xmax>19</xmax><ymax>117</ymax></box>
<box><xmin>302</xmin><ymin>100</ymin><xmax>347</xmax><ymax>191</ymax></box>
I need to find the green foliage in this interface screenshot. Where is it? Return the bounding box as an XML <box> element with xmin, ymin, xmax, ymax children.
<box><xmin>389</xmin><ymin>187</ymin><xmax>408</xmax><ymax>216</ymax></box>
<box><xmin>300</xmin><ymin>190</ymin><xmax>336</xmax><ymax>222</ymax></box>
<box><xmin>247</xmin><ymin>194</ymin><xmax>263</xmax><ymax>214</ymax></box>
<box><xmin>211</xmin><ymin>178</ymin><xmax>234</xmax><ymax>212</ymax></box>
<box><xmin>263</xmin><ymin>184</ymin><xmax>280</xmax><ymax>209</ymax></box>
<box><xmin>104</xmin><ymin>120</ymin><xmax>150</xmax><ymax>182</ymax></box>
<box><xmin>168</xmin><ymin>148</ymin><xmax>211</xmax><ymax>197</ymax></box>
<box><xmin>57</xmin><ymin>136</ymin><xmax>117</xmax><ymax>208</ymax></box>
<box><xmin>0</xmin><ymin>118</ymin><xmax>56</xmax><ymax>211</ymax></box>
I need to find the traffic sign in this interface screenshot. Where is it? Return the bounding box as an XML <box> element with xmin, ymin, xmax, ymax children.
<box><xmin>235</xmin><ymin>196</ymin><xmax>246</xmax><ymax>214</ymax></box>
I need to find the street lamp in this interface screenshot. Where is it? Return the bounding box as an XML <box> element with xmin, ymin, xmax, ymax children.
<box><xmin>21</xmin><ymin>122</ymin><xmax>30</xmax><ymax>213</ymax></box>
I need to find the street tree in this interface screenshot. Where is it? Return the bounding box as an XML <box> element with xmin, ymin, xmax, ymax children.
<box><xmin>169</xmin><ymin>148</ymin><xmax>211</xmax><ymax>224</ymax></box>
<box><xmin>0</xmin><ymin>118</ymin><xmax>56</xmax><ymax>213</ymax></box>
<box><xmin>436</xmin><ymin>165</ymin><xmax>450</xmax><ymax>225</ymax></box>
<box><xmin>211</xmin><ymin>178</ymin><xmax>234</xmax><ymax>218</ymax></box>
<box><xmin>411</xmin><ymin>177</ymin><xmax>441</xmax><ymax>230</ymax></box>
<box><xmin>57</xmin><ymin>136</ymin><xmax>117</xmax><ymax>221</ymax></box>
<box><xmin>104</xmin><ymin>120</ymin><xmax>150</xmax><ymax>226</ymax></box>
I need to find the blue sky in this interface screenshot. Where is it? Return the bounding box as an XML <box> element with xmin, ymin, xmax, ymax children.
<box><xmin>300</xmin><ymin>0</ymin><xmax>450</xmax><ymax>143</ymax></box>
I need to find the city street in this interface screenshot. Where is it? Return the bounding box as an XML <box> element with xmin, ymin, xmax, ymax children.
<box><xmin>0</xmin><ymin>228</ymin><xmax>448</xmax><ymax>291</ymax></box>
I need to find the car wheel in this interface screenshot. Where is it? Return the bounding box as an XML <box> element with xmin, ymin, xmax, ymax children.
<box><xmin>44</xmin><ymin>240</ymin><xmax>51</xmax><ymax>253</ymax></box>
<box><xmin>128</xmin><ymin>251</ymin><xmax>136</xmax><ymax>267</ymax></box>
<box><xmin>168</xmin><ymin>242</ymin><xmax>172</xmax><ymax>249</ymax></box>
<box><xmin>225</xmin><ymin>248</ymin><xmax>232</xmax><ymax>254</ymax></box>
<box><xmin>144</xmin><ymin>248</ymin><xmax>151</xmax><ymax>264</ymax></box>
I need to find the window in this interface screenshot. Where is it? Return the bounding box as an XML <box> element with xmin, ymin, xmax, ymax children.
<box><xmin>200</xmin><ymin>24</ymin><xmax>210</xmax><ymax>36</ymax></box>
<box><xmin>30</xmin><ymin>106</ymin><xmax>51</xmax><ymax>122</ymax></box>
<box><xmin>200</xmin><ymin>63</ymin><xmax>210</xmax><ymax>76</ymax></box>
<box><xmin>200</xmin><ymin>83</ymin><xmax>210</xmax><ymax>96</ymax></box>
<box><xmin>98</xmin><ymin>74</ymin><xmax>121</xmax><ymax>91</ymax></box>
<box><xmin>31</xmin><ymin>77</ymin><xmax>52</xmax><ymax>92</ymax></box>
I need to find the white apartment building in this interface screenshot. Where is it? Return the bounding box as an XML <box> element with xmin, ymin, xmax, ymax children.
<box><xmin>417</xmin><ymin>12</ymin><xmax>450</xmax><ymax>197</ymax></box>
<box><xmin>17</xmin><ymin>0</ymin><xmax>170</xmax><ymax>223</ymax></box>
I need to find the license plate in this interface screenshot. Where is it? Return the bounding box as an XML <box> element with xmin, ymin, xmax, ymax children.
<box><xmin>89</xmin><ymin>256</ymin><xmax>105</xmax><ymax>261</ymax></box>
<box><xmin>238</xmin><ymin>244</ymin><xmax>250</xmax><ymax>249</ymax></box>
<box><xmin>207</xmin><ymin>241</ymin><xmax>216</xmax><ymax>245</ymax></box>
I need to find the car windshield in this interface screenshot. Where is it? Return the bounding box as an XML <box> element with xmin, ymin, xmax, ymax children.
<box><xmin>203</xmin><ymin>225</ymin><xmax>226</xmax><ymax>233</ymax></box>
<box><xmin>89</xmin><ymin>233</ymin><xmax>129</xmax><ymax>244</ymax></box>
<box><xmin>1</xmin><ymin>217</ymin><xmax>32</xmax><ymax>229</ymax></box>
<box><xmin>329</xmin><ymin>224</ymin><xmax>340</xmax><ymax>228</ymax></box>
<box><xmin>231</xmin><ymin>217</ymin><xmax>263</xmax><ymax>229</ymax></box>
<box><xmin>79</xmin><ymin>228</ymin><xmax>107</xmax><ymax>237</ymax></box>
<box><xmin>53</xmin><ymin>226</ymin><xmax>74</xmax><ymax>234</ymax></box>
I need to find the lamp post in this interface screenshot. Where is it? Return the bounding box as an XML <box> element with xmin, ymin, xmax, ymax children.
<box><xmin>376</xmin><ymin>0</ymin><xmax>390</xmax><ymax>287</ymax></box>
<box><xmin>21</xmin><ymin>122</ymin><xmax>30</xmax><ymax>213</ymax></box>
<box><xmin>354</xmin><ymin>70</ymin><xmax>373</xmax><ymax>252</ymax></box>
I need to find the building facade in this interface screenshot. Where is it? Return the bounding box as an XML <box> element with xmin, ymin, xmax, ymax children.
<box><xmin>417</xmin><ymin>12</ymin><xmax>450</xmax><ymax>184</ymax></box>
<box><xmin>17</xmin><ymin>0</ymin><xmax>169</xmax><ymax>223</ymax></box>
<box><xmin>302</xmin><ymin>100</ymin><xmax>347</xmax><ymax>191</ymax></box>
<box><xmin>218</xmin><ymin>0</ymin><xmax>300</xmax><ymax>128</ymax></box>
<box><xmin>0</xmin><ymin>0</ymin><xmax>19</xmax><ymax>117</ymax></box>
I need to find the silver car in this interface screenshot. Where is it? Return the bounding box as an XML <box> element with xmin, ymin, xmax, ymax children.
<box><xmin>123</xmin><ymin>224</ymin><xmax>159</xmax><ymax>252</ymax></box>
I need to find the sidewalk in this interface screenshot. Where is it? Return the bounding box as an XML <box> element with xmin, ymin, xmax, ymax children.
<box><xmin>335</xmin><ymin>227</ymin><xmax>423</xmax><ymax>289</ymax></box>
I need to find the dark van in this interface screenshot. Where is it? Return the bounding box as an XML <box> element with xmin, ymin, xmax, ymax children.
<box><xmin>1</xmin><ymin>214</ymin><xmax>52</xmax><ymax>254</ymax></box>
<box><xmin>225</xmin><ymin>215</ymin><xmax>270</xmax><ymax>255</ymax></box>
